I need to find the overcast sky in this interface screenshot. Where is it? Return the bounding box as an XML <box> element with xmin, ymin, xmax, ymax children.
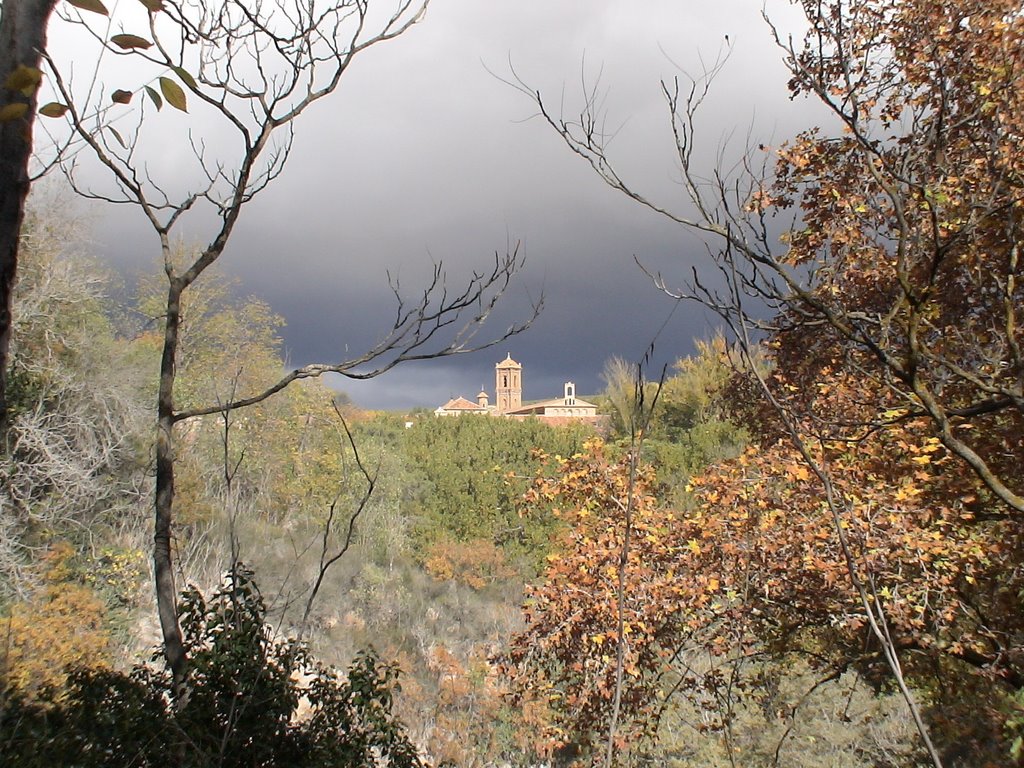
<box><xmin>47</xmin><ymin>0</ymin><xmax>817</xmax><ymax>410</ymax></box>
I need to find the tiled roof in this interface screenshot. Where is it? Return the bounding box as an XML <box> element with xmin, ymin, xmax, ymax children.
<box><xmin>438</xmin><ymin>396</ymin><xmax>486</xmax><ymax>411</ymax></box>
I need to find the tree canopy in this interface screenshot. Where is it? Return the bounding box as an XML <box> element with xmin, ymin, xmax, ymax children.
<box><xmin>508</xmin><ymin>0</ymin><xmax>1024</xmax><ymax>764</ymax></box>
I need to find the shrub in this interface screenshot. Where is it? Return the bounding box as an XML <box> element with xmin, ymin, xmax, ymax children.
<box><xmin>0</xmin><ymin>563</ymin><xmax>422</xmax><ymax>768</ymax></box>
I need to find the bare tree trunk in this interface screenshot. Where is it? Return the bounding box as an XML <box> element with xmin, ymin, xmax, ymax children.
<box><xmin>155</xmin><ymin>278</ymin><xmax>187</xmax><ymax>693</ymax></box>
<box><xmin>0</xmin><ymin>0</ymin><xmax>57</xmax><ymax>438</ymax></box>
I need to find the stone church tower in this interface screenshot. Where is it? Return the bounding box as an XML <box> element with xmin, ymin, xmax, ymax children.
<box><xmin>495</xmin><ymin>353</ymin><xmax>522</xmax><ymax>414</ymax></box>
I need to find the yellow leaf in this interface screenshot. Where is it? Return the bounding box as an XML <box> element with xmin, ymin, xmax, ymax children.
<box><xmin>171</xmin><ymin>66</ymin><xmax>198</xmax><ymax>90</ymax></box>
<box><xmin>895</xmin><ymin>484</ymin><xmax>923</xmax><ymax>501</ymax></box>
<box><xmin>38</xmin><ymin>102</ymin><xmax>69</xmax><ymax>118</ymax></box>
<box><xmin>4</xmin><ymin>65</ymin><xmax>42</xmax><ymax>96</ymax></box>
<box><xmin>66</xmin><ymin>0</ymin><xmax>109</xmax><ymax>14</ymax></box>
<box><xmin>0</xmin><ymin>103</ymin><xmax>28</xmax><ymax>122</ymax></box>
<box><xmin>159</xmin><ymin>76</ymin><xmax>187</xmax><ymax>112</ymax></box>
<box><xmin>111</xmin><ymin>33</ymin><xmax>152</xmax><ymax>50</ymax></box>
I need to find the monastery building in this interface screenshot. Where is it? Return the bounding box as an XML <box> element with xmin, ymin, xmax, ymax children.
<box><xmin>434</xmin><ymin>354</ymin><xmax>602</xmax><ymax>426</ymax></box>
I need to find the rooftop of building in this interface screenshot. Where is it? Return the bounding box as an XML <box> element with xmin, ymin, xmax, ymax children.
<box><xmin>436</xmin><ymin>396</ymin><xmax>487</xmax><ymax>412</ymax></box>
<box><xmin>505</xmin><ymin>395</ymin><xmax>599</xmax><ymax>414</ymax></box>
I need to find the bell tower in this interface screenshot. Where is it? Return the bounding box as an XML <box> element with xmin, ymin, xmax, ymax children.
<box><xmin>495</xmin><ymin>353</ymin><xmax>522</xmax><ymax>414</ymax></box>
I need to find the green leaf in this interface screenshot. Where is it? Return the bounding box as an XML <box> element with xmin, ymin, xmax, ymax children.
<box><xmin>159</xmin><ymin>77</ymin><xmax>187</xmax><ymax>112</ymax></box>
<box><xmin>138</xmin><ymin>0</ymin><xmax>165</xmax><ymax>11</ymax></box>
<box><xmin>38</xmin><ymin>102</ymin><xmax>69</xmax><ymax>118</ymax></box>
<box><xmin>0</xmin><ymin>103</ymin><xmax>28</xmax><ymax>122</ymax></box>
<box><xmin>111</xmin><ymin>34</ymin><xmax>153</xmax><ymax>50</ymax></box>
<box><xmin>65</xmin><ymin>0</ymin><xmax>109</xmax><ymax>15</ymax></box>
<box><xmin>4</xmin><ymin>65</ymin><xmax>43</xmax><ymax>96</ymax></box>
<box><xmin>144</xmin><ymin>85</ymin><xmax>163</xmax><ymax>111</ymax></box>
<box><xmin>108</xmin><ymin>126</ymin><xmax>127</xmax><ymax>148</ymax></box>
<box><xmin>111</xmin><ymin>89</ymin><xmax>133</xmax><ymax>104</ymax></box>
<box><xmin>171</xmin><ymin>66</ymin><xmax>197</xmax><ymax>91</ymax></box>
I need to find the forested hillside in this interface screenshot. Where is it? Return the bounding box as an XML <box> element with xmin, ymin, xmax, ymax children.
<box><xmin>0</xmin><ymin>203</ymin><xmax>973</xmax><ymax>766</ymax></box>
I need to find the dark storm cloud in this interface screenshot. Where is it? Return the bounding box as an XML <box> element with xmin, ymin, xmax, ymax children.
<box><xmin>84</xmin><ymin>0</ymin><xmax>816</xmax><ymax>409</ymax></box>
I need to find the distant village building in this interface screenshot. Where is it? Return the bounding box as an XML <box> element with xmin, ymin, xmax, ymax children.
<box><xmin>434</xmin><ymin>354</ymin><xmax>602</xmax><ymax>426</ymax></box>
<box><xmin>504</xmin><ymin>381</ymin><xmax>598</xmax><ymax>420</ymax></box>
